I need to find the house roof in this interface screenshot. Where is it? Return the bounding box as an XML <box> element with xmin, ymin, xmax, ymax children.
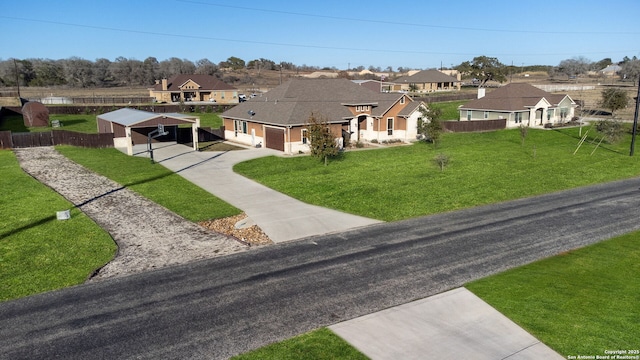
<box><xmin>97</xmin><ymin>108</ymin><xmax>196</xmax><ymax>127</ymax></box>
<box><xmin>459</xmin><ymin>83</ymin><xmax>572</xmax><ymax>112</ymax></box>
<box><xmin>393</xmin><ymin>69</ymin><xmax>459</xmax><ymax>84</ymax></box>
<box><xmin>150</xmin><ymin>74</ymin><xmax>237</xmax><ymax>91</ymax></box>
<box><xmin>222</xmin><ymin>78</ymin><xmax>407</xmax><ymax>126</ymax></box>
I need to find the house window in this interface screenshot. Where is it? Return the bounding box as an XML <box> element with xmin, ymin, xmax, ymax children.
<box><xmin>515</xmin><ymin>113</ymin><xmax>522</xmax><ymax>124</ymax></box>
<box><xmin>560</xmin><ymin>107</ymin><xmax>568</xmax><ymax>120</ymax></box>
<box><xmin>302</xmin><ymin>129</ymin><xmax>308</xmax><ymax>144</ymax></box>
<box><xmin>400</xmin><ymin>97</ymin><xmax>405</xmax><ymax>104</ymax></box>
<box><xmin>467</xmin><ymin>110</ymin><xmax>472</xmax><ymax>121</ymax></box>
<box><xmin>356</xmin><ymin>105</ymin><xmax>370</xmax><ymax>112</ymax></box>
<box><xmin>234</xmin><ymin>120</ymin><xmax>248</xmax><ymax>136</ymax></box>
<box><xmin>387</xmin><ymin>117</ymin><xmax>394</xmax><ymax>135</ymax></box>
<box><xmin>484</xmin><ymin>111</ymin><xmax>489</xmax><ymax>119</ymax></box>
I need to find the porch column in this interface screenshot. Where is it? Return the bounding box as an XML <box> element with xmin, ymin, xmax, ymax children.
<box><xmin>192</xmin><ymin>118</ymin><xmax>200</xmax><ymax>152</ymax></box>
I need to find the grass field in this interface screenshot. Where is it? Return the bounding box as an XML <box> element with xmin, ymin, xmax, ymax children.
<box><xmin>235</xmin><ymin>126</ymin><xmax>640</xmax><ymax>221</ymax></box>
<box><xmin>0</xmin><ymin>150</ymin><xmax>116</xmax><ymax>302</ymax></box>
<box><xmin>467</xmin><ymin>231</ymin><xmax>640</xmax><ymax>357</ymax></box>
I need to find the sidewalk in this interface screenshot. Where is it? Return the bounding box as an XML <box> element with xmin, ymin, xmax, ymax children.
<box><xmin>138</xmin><ymin>143</ymin><xmax>381</xmax><ymax>243</ymax></box>
<box><xmin>330</xmin><ymin>288</ymin><xmax>564</xmax><ymax>360</ymax></box>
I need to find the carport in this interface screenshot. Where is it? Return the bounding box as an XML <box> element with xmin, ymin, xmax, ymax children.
<box><xmin>97</xmin><ymin>108</ymin><xmax>199</xmax><ymax>155</ymax></box>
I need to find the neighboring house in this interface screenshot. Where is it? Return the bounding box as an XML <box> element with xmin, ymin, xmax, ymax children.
<box><xmin>599</xmin><ymin>64</ymin><xmax>622</xmax><ymax>77</ymax></box>
<box><xmin>351</xmin><ymin>79</ymin><xmax>395</xmax><ymax>93</ymax></box>
<box><xmin>458</xmin><ymin>83</ymin><xmax>577</xmax><ymax>128</ymax></box>
<box><xmin>148</xmin><ymin>74</ymin><xmax>239</xmax><ymax>104</ymax></box>
<box><xmin>97</xmin><ymin>108</ymin><xmax>199</xmax><ymax>155</ymax></box>
<box><xmin>391</xmin><ymin>70</ymin><xmax>460</xmax><ymax>93</ymax></box>
<box><xmin>221</xmin><ymin>78</ymin><xmax>426</xmax><ymax>153</ymax></box>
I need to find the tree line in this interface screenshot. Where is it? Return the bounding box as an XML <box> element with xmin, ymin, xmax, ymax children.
<box><xmin>2</xmin><ymin>54</ymin><xmax>640</xmax><ymax>90</ymax></box>
<box><xmin>0</xmin><ymin>56</ymin><xmax>327</xmax><ymax>89</ymax></box>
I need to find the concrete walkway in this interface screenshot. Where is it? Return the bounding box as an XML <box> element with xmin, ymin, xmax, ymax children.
<box><xmin>136</xmin><ymin>143</ymin><xmax>381</xmax><ymax>243</ymax></box>
<box><xmin>330</xmin><ymin>288</ymin><xmax>564</xmax><ymax>360</ymax></box>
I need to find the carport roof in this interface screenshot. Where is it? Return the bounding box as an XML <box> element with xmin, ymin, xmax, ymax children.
<box><xmin>98</xmin><ymin>108</ymin><xmax>196</xmax><ymax>127</ymax></box>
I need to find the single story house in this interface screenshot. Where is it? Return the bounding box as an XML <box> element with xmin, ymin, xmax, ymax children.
<box><xmin>599</xmin><ymin>64</ymin><xmax>621</xmax><ymax>78</ymax></box>
<box><xmin>458</xmin><ymin>83</ymin><xmax>577</xmax><ymax>128</ymax></box>
<box><xmin>97</xmin><ymin>108</ymin><xmax>199</xmax><ymax>155</ymax></box>
<box><xmin>391</xmin><ymin>70</ymin><xmax>460</xmax><ymax>93</ymax></box>
<box><xmin>221</xmin><ymin>78</ymin><xmax>426</xmax><ymax>153</ymax></box>
<box><xmin>149</xmin><ymin>74</ymin><xmax>239</xmax><ymax>104</ymax></box>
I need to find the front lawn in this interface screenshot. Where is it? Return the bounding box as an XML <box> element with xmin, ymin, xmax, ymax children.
<box><xmin>0</xmin><ymin>150</ymin><xmax>116</xmax><ymax>302</ymax></box>
<box><xmin>235</xmin><ymin>127</ymin><xmax>640</xmax><ymax>221</ymax></box>
<box><xmin>466</xmin><ymin>230</ymin><xmax>640</xmax><ymax>357</ymax></box>
<box><xmin>56</xmin><ymin>146</ymin><xmax>240</xmax><ymax>222</ymax></box>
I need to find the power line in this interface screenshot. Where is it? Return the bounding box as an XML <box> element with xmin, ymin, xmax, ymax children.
<box><xmin>1</xmin><ymin>16</ymin><xmax>636</xmax><ymax>59</ymax></box>
<box><xmin>176</xmin><ymin>0</ymin><xmax>640</xmax><ymax>36</ymax></box>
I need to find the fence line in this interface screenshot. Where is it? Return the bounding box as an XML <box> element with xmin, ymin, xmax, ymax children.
<box><xmin>4</xmin><ymin>130</ymin><xmax>114</xmax><ymax>149</ymax></box>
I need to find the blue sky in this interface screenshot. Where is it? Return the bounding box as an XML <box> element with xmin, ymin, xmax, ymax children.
<box><xmin>2</xmin><ymin>0</ymin><xmax>639</xmax><ymax>70</ymax></box>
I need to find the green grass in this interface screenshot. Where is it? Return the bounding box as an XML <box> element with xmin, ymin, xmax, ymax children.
<box><xmin>230</xmin><ymin>328</ymin><xmax>368</xmax><ymax>360</ymax></box>
<box><xmin>56</xmin><ymin>146</ymin><xmax>240</xmax><ymax>222</ymax></box>
<box><xmin>429</xmin><ymin>100</ymin><xmax>466</xmax><ymax>120</ymax></box>
<box><xmin>195</xmin><ymin>112</ymin><xmax>223</xmax><ymax>128</ymax></box>
<box><xmin>466</xmin><ymin>231</ymin><xmax>640</xmax><ymax>357</ymax></box>
<box><xmin>235</xmin><ymin>127</ymin><xmax>640</xmax><ymax>221</ymax></box>
<box><xmin>0</xmin><ymin>150</ymin><xmax>116</xmax><ymax>302</ymax></box>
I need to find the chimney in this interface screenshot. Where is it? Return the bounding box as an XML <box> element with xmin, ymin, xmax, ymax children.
<box><xmin>477</xmin><ymin>88</ymin><xmax>485</xmax><ymax>99</ymax></box>
<box><xmin>161</xmin><ymin>79</ymin><xmax>168</xmax><ymax>91</ymax></box>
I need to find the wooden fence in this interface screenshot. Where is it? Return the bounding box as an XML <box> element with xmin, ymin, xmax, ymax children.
<box><xmin>0</xmin><ymin>130</ymin><xmax>114</xmax><ymax>149</ymax></box>
<box><xmin>442</xmin><ymin>119</ymin><xmax>506</xmax><ymax>133</ymax></box>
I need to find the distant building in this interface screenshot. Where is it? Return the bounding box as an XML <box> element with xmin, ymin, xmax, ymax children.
<box><xmin>149</xmin><ymin>74</ymin><xmax>239</xmax><ymax>104</ymax></box>
<box><xmin>391</xmin><ymin>70</ymin><xmax>460</xmax><ymax>93</ymax></box>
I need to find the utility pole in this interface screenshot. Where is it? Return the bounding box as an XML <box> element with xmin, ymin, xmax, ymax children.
<box><xmin>630</xmin><ymin>76</ymin><xmax>640</xmax><ymax>156</ymax></box>
<box><xmin>13</xmin><ymin>59</ymin><xmax>21</xmax><ymax>98</ymax></box>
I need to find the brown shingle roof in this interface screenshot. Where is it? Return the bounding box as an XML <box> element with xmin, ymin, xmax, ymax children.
<box><xmin>460</xmin><ymin>83</ymin><xmax>572</xmax><ymax>111</ymax></box>
<box><xmin>151</xmin><ymin>74</ymin><xmax>236</xmax><ymax>91</ymax></box>
<box><xmin>222</xmin><ymin>78</ymin><xmax>407</xmax><ymax>126</ymax></box>
<box><xmin>393</xmin><ymin>70</ymin><xmax>459</xmax><ymax>84</ymax></box>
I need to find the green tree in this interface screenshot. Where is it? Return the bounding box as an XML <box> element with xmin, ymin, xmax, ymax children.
<box><xmin>418</xmin><ymin>104</ymin><xmax>444</xmax><ymax>148</ymax></box>
<box><xmin>600</xmin><ymin>88</ymin><xmax>629</xmax><ymax>117</ymax></box>
<box><xmin>307</xmin><ymin>113</ymin><xmax>339</xmax><ymax>166</ymax></box>
<box><xmin>457</xmin><ymin>56</ymin><xmax>507</xmax><ymax>87</ymax></box>
<box><xmin>596</xmin><ymin>119</ymin><xmax>624</xmax><ymax>144</ymax></box>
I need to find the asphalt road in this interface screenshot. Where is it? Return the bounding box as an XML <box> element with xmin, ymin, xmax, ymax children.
<box><xmin>2</xmin><ymin>177</ymin><xmax>640</xmax><ymax>359</ymax></box>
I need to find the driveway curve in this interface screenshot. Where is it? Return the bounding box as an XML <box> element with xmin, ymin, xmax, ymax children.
<box><xmin>144</xmin><ymin>143</ymin><xmax>381</xmax><ymax>243</ymax></box>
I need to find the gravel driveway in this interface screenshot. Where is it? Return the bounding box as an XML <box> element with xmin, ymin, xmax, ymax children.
<box><xmin>14</xmin><ymin>147</ymin><xmax>249</xmax><ymax>281</ymax></box>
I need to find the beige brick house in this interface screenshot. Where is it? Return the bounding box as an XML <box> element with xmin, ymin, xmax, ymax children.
<box><xmin>149</xmin><ymin>74</ymin><xmax>239</xmax><ymax>104</ymax></box>
<box><xmin>221</xmin><ymin>78</ymin><xmax>426</xmax><ymax>153</ymax></box>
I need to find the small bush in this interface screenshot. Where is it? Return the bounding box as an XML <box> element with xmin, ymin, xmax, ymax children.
<box><xmin>371</xmin><ymin>139</ymin><xmax>379</xmax><ymax>144</ymax></box>
<box><xmin>433</xmin><ymin>153</ymin><xmax>450</xmax><ymax>172</ymax></box>
<box><xmin>355</xmin><ymin>141</ymin><xmax>364</xmax><ymax>148</ymax></box>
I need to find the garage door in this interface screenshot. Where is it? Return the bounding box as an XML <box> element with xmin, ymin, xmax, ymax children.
<box><xmin>265</xmin><ymin>127</ymin><xmax>285</xmax><ymax>151</ymax></box>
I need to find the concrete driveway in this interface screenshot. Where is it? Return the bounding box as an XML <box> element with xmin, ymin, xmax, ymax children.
<box><xmin>136</xmin><ymin>142</ymin><xmax>380</xmax><ymax>242</ymax></box>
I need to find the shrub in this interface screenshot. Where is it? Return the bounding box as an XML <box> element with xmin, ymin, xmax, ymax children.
<box><xmin>433</xmin><ymin>153</ymin><xmax>450</xmax><ymax>171</ymax></box>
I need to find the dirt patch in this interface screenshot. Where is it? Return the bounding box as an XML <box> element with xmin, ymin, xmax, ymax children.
<box><xmin>13</xmin><ymin>147</ymin><xmax>261</xmax><ymax>282</ymax></box>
